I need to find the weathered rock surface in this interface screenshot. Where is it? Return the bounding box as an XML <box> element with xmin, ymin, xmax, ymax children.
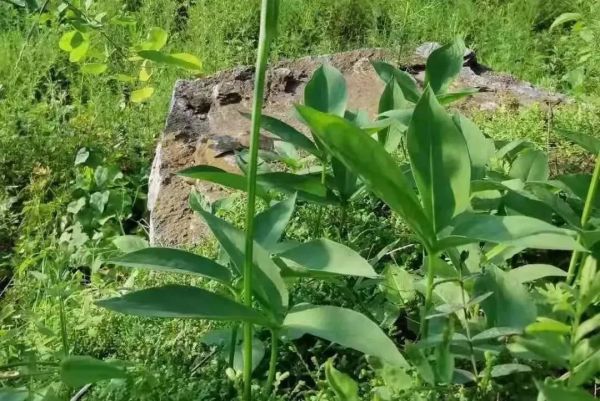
<box><xmin>149</xmin><ymin>44</ymin><xmax>566</xmax><ymax>246</ymax></box>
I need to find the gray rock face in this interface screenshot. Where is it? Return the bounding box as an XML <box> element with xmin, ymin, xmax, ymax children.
<box><xmin>149</xmin><ymin>45</ymin><xmax>565</xmax><ymax>247</ymax></box>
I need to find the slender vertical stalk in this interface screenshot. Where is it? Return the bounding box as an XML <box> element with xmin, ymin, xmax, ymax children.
<box><xmin>243</xmin><ymin>1</ymin><xmax>279</xmax><ymax>400</ymax></box>
<box><xmin>567</xmin><ymin>151</ymin><xmax>600</xmax><ymax>284</ymax></box>
<box><xmin>228</xmin><ymin>325</ymin><xmax>238</xmax><ymax>368</ymax></box>
<box><xmin>421</xmin><ymin>251</ymin><xmax>438</xmax><ymax>339</ymax></box>
<box><xmin>59</xmin><ymin>292</ymin><xmax>69</xmax><ymax>356</ymax></box>
<box><xmin>265</xmin><ymin>330</ymin><xmax>279</xmax><ymax>395</ymax></box>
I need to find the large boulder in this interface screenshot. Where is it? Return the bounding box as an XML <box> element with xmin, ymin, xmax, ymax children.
<box><xmin>148</xmin><ymin>45</ymin><xmax>565</xmax><ymax>246</ymax></box>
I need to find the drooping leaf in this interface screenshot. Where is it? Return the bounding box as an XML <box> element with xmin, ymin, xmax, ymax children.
<box><xmin>489</xmin><ymin>364</ymin><xmax>531</xmax><ymax>378</ymax></box>
<box><xmin>407</xmin><ymin>86</ymin><xmax>471</xmax><ymax>233</ymax></box>
<box><xmin>108</xmin><ymin>247</ymin><xmax>232</xmax><ymax>284</ymax></box>
<box><xmin>575</xmin><ymin>313</ymin><xmax>600</xmax><ymax>342</ymax></box>
<box><xmin>471</xmin><ymin>327</ymin><xmax>521</xmax><ymax>343</ymax></box>
<box><xmin>453</xmin><ymin>113</ymin><xmax>494</xmax><ymax>180</ymax></box>
<box><xmin>371</xmin><ymin>61</ymin><xmax>421</xmax><ymax>103</ymax></box>
<box><xmin>304</xmin><ymin>64</ymin><xmax>348</xmax><ymax>117</ymax></box>
<box><xmin>60</xmin><ymin>356</ymin><xmax>127</xmax><ymax>387</ymax></box>
<box><xmin>243</xmin><ymin>113</ymin><xmax>321</xmax><ymax>158</ymax></box>
<box><xmin>81</xmin><ymin>63</ymin><xmax>108</xmax><ymax>75</ymax></box>
<box><xmin>516</xmin><ymin>333</ymin><xmax>570</xmax><ymax>367</ymax></box>
<box><xmin>526</xmin><ymin>317</ymin><xmax>571</xmax><ymax>335</ymax></box>
<box><xmin>192</xmin><ymin>207</ymin><xmax>288</xmax><ymax>318</ymax></box>
<box><xmin>130</xmin><ymin>86</ymin><xmax>154</xmax><ymax>103</ymax></box>
<box><xmin>536</xmin><ymin>381</ymin><xmax>596</xmax><ymax>401</ymax></box>
<box><xmin>557</xmin><ymin>129</ymin><xmax>600</xmax><ymax>154</ymax></box>
<box><xmin>549</xmin><ymin>13</ymin><xmax>582</xmax><ymax>31</ymax></box>
<box><xmin>178</xmin><ymin>165</ymin><xmax>270</xmax><ymax>199</ymax></box>
<box><xmin>508</xmin><ymin>264</ymin><xmax>567</xmax><ymax>284</ymax></box>
<box><xmin>557</xmin><ymin>174</ymin><xmax>600</xmax><ymax>209</ymax></box>
<box><xmin>254</xmin><ymin>194</ymin><xmax>296</xmax><ymax>249</ymax></box>
<box><xmin>277</xmin><ymin>239</ymin><xmax>378</xmax><ymax>278</ymax></box>
<box><xmin>380</xmin><ymin>265</ymin><xmax>416</xmax><ymax>306</ymax></box>
<box><xmin>138</xmin><ymin>50</ymin><xmax>202</xmax><ymax>71</ymax></box>
<box><xmin>405</xmin><ymin>344</ymin><xmax>435</xmax><ymax>385</ymax></box>
<box><xmin>438</xmin><ymin>213</ymin><xmax>582</xmax><ymax>252</ymax></box>
<box><xmin>97</xmin><ymin>285</ymin><xmax>273</xmax><ymax>326</ymax></box>
<box><xmin>257</xmin><ymin>172</ymin><xmax>337</xmax><ymax>204</ymax></box>
<box><xmin>283</xmin><ymin>304</ymin><xmax>408</xmax><ymax>367</ymax></box>
<box><xmin>425</xmin><ymin>38</ymin><xmax>466</xmax><ymax>94</ymax></box>
<box><xmin>325</xmin><ymin>359</ymin><xmax>360</xmax><ymax>401</ymax></box>
<box><xmin>233</xmin><ymin>336</ymin><xmax>265</xmax><ymax>373</ymax></box>
<box><xmin>509</xmin><ymin>149</ymin><xmax>549</xmax><ymax>182</ymax></box>
<box><xmin>141</xmin><ymin>27</ymin><xmax>168</xmax><ymax>51</ymax></box>
<box><xmin>474</xmin><ymin>265</ymin><xmax>536</xmax><ymax>329</ymax></box>
<box><xmin>437</xmin><ymin>88</ymin><xmax>478</xmax><ymax>105</ymax></box>
<box><xmin>296</xmin><ymin>105</ymin><xmax>434</xmax><ymax>248</ymax></box>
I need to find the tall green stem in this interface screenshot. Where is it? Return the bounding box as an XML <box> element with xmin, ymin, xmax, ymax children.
<box><xmin>265</xmin><ymin>330</ymin><xmax>279</xmax><ymax>395</ymax></box>
<box><xmin>421</xmin><ymin>251</ymin><xmax>438</xmax><ymax>339</ymax></box>
<box><xmin>243</xmin><ymin>1</ymin><xmax>278</xmax><ymax>400</ymax></box>
<box><xmin>567</xmin><ymin>151</ymin><xmax>600</xmax><ymax>284</ymax></box>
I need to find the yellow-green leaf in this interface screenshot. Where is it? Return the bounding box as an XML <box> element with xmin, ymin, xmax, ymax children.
<box><xmin>130</xmin><ymin>86</ymin><xmax>154</xmax><ymax>103</ymax></box>
<box><xmin>81</xmin><ymin>63</ymin><xmax>107</xmax><ymax>75</ymax></box>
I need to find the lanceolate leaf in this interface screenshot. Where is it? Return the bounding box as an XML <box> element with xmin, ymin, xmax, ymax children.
<box><xmin>60</xmin><ymin>356</ymin><xmax>127</xmax><ymax>387</ymax></box>
<box><xmin>325</xmin><ymin>359</ymin><xmax>360</xmax><ymax>401</ymax></box>
<box><xmin>178</xmin><ymin>165</ymin><xmax>270</xmax><ymax>199</ymax></box>
<box><xmin>242</xmin><ymin>113</ymin><xmax>321</xmax><ymax>158</ymax></box>
<box><xmin>296</xmin><ymin>105</ymin><xmax>434</xmax><ymax>248</ymax></box>
<box><xmin>138</xmin><ymin>50</ymin><xmax>202</xmax><ymax>71</ymax></box>
<box><xmin>108</xmin><ymin>247</ymin><xmax>232</xmax><ymax>284</ymax></box>
<box><xmin>254</xmin><ymin>194</ymin><xmax>296</xmax><ymax>249</ymax></box>
<box><xmin>277</xmin><ymin>239</ymin><xmax>378</xmax><ymax>278</ymax></box>
<box><xmin>509</xmin><ymin>149</ymin><xmax>549</xmax><ymax>182</ymax></box>
<box><xmin>557</xmin><ymin>129</ymin><xmax>600</xmax><ymax>154</ymax></box>
<box><xmin>437</xmin><ymin>88</ymin><xmax>478</xmax><ymax>105</ymax></box>
<box><xmin>378</xmin><ymin>79</ymin><xmax>408</xmax><ymax>146</ymax></box>
<box><xmin>407</xmin><ymin>86</ymin><xmax>471</xmax><ymax>233</ymax></box>
<box><xmin>536</xmin><ymin>381</ymin><xmax>596</xmax><ymax>401</ymax></box>
<box><xmin>283</xmin><ymin>304</ymin><xmax>409</xmax><ymax>367</ymax></box>
<box><xmin>437</xmin><ymin>214</ymin><xmax>582</xmax><ymax>252</ymax></box>
<box><xmin>304</xmin><ymin>64</ymin><xmax>348</xmax><ymax>117</ymax></box>
<box><xmin>453</xmin><ymin>113</ymin><xmax>494</xmax><ymax>180</ymax></box>
<box><xmin>192</xmin><ymin>207</ymin><xmax>289</xmax><ymax>317</ymax></box>
<box><xmin>97</xmin><ymin>285</ymin><xmax>273</xmax><ymax>326</ymax></box>
<box><xmin>474</xmin><ymin>265</ymin><xmax>537</xmax><ymax>329</ymax></box>
<box><xmin>371</xmin><ymin>61</ymin><xmax>421</xmax><ymax>103</ymax></box>
<box><xmin>507</xmin><ymin>264</ymin><xmax>567</xmax><ymax>284</ymax></box>
<box><xmin>425</xmin><ymin>38</ymin><xmax>466</xmax><ymax>94</ymax></box>
<box><xmin>257</xmin><ymin>172</ymin><xmax>338</xmax><ymax>204</ymax></box>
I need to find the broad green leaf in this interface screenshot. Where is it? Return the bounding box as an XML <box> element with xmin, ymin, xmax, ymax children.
<box><xmin>131</xmin><ymin>86</ymin><xmax>154</xmax><ymax>103</ymax></box>
<box><xmin>371</xmin><ymin>61</ymin><xmax>421</xmax><ymax>103</ymax></box>
<box><xmin>81</xmin><ymin>63</ymin><xmax>107</xmax><ymax>75</ymax></box>
<box><xmin>438</xmin><ymin>213</ymin><xmax>582</xmax><ymax>251</ymax></box>
<box><xmin>296</xmin><ymin>105</ymin><xmax>434</xmax><ymax>248</ymax></box>
<box><xmin>571</xmin><ymin>349</ymin><xmax>600</xmax><ymax>387</ymax></box>
<box><xmin>265</xmin><ymin>0</ymin><xmax>280</xmax><ymax>42</ymax></box>
<box><xmin>304</xmin><ymin>64</ymin><xmax>347</xmax><ymax>117</ymax></box>
<box><xmin>407</xmin><ymin>86</ymin><xmax>471</xmax><ymax>233</ymax></box>
<box><xmin>0</xmin><ymin>388</ymin><xmax>28</xmax><ymax>401</ymax></box>
<box><xmin>277</xmin><ymin>239</ymin><xmax>378</xmax><ymax>278</ymax></box>
<box><xmin>325</xmin><ymin>359</ymin><xmax>360</xmax><ymax>401</ymax></box>
<box><xmin>331</xmin><ymin>156</ymin><xmax>359</xmax><ymax>201</ymax></box>
<box><xmin>283</xmin><ymin>304</ymin><xmax>408</xmax><ymax>367</ymax></box>
<box><xmin>97</xmin><ymin>285</ymin><xmax>273</xmax><ymax>326</ymax></box>
<box><xmin>528</xmin><ymin>184</ymin><xmax>581</xmax><ymax>228</ymax></box>
<box><xmin>489</xmin><ymin>364</ymin><xmax>531</xmax><ymax>378</ymax></box>
<box><xmin>108</xmin><ymin>247</ymin><xmax>232</xmax><ymax>284</ymax></box>
<box><xmin>178</xmin><ymin>165</ymin><xmax>270</xmax><ymax>199</ymax></box>
<box><xmin>437</xmin><ymin>88</ymin><xmax>478</xmax><ymax>105</ymax></box>
<box><xmin>378</xmin><ymin>79</ymin><xmax>408</xmax><ymax>146</ymax></box>
<box><xmin>380</xmin><ymin>265</ymin><xmax>416</xmax><ymax>306</ymax></box>
<box><xmin>138</xmin><ymin>50</ymin><xmax>202</xmax><ymax>71</ymax></box>
<box><xmin>474</xmin><ymin>265</ymin><xmax>536</xmax><ymax>329</ymax></box>
<box><xmin>59</xmin><ymin>31</ymin><xmax>84</xmax><ymax>51</ymax></box>
<box><xmin>233</xmin><ymin>336</ymin><xmax>265</xmax><ymax>373</ymax></box>
<box><xmin>557</xmin><ymin>129</ymin><xmax>600</xmax><ymax>154</ymax></box>
<box><xmin>575</xmin><ymin>314</ymin><xmax>600</xmax><ymax>342</ymax></box>
<box><xmin>509</xmin><ymin>149</ymin><xmax>549</xmax><ymax>182</ymax></box>
<box><xmin>142</xmin><ymin>27</ymin><xmax>168</xmax><ymax>51</ymax></box>
<box><xmin>550</xmin><ymin>13</ymin><xmax>582</xmax><ymax>31</ymax></box>
<box><xmin>453</xmin><ymin>113</ymin><xmax>494</xmax><ymax>180</ymax></box>
<box><xmin>516</xmin><ymin>333</ymin><xmax>570</xmax><ymax>366</ymax></box>
<box><xmin>434</xmin><ymin>333</ymin><xmax>454</xmax><ymax>384</ymax></box>
<box><xmin>425</xmin><ymin>38</ymin><xmax>466</xmax><ymax>94</ymax></box>
<box><xmin>526</xmin><ymin>317</ymin><xmax>571</xmax><ymax>335</ymax></box>
<box><xmin>257</xmin><ymin>172</ymin><xmax>337</xmax><ymax>204</ymax></box>
<box><xmin>242</xmin><ymin>113</ymin><xmax>321</xmax><ymax>158</ymax></box>
<box><xmin>508</xmin><ymin>264</ymin><xmax>567</xmax><ymax>284</ymax></box>
<box><xmin>471</xmin><ymin>327</ymin><xmax>521</xmax><ymax>343</ymax></box>
<box><xmin>192</xmin><ymin>207</ymin><xmax>288</xmax><ymax>317</ymax></box>
<box><xmin>405</xmin><ymin>344</ymin><xmax>435</xmax><ymax>385</ymax></box>
<box><xmin>536</xmin><ymin>381</ymin><xmax>596</xmax><ymax>401</ymax></box>
<box><xmin>112</xmin><ymin>235</ymin><xmax>149</xmax><ymax>253</ymax></box>
<box><xmin>69</xmin><ymin>38</ymin><xmax>89</xmax><ymax>62</ymax></box>
<box><xmin>60</xmin><ymin>356</ymin><xmax>127</xmax><ymax>386</ymax></box>
<box><xmin>254</xmin><ymin>194</ymin><xmax>296</xmax><ymax>249</ymax></box>
<box><xmin>557</xmin><ymin>174</ymin><xmax>600</xmax><ymax>209</ymax></box>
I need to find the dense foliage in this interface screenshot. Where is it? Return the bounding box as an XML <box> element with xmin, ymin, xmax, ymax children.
<box><xmin>1</xmin><ymin>1</ymin><xmax>600</xmax><ymax>401</ymax></box>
